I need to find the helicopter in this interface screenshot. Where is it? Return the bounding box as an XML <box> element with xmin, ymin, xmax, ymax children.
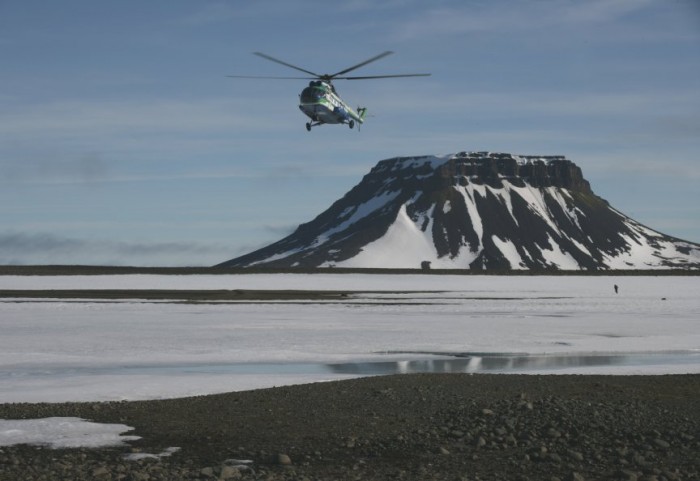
<box><xmin>228</xmin><ymin>51</ymin><xmax>430</xmax><ymax>131</ymax></box>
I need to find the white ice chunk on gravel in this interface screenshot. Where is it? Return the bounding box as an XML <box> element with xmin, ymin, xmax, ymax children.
<box><xmin>124</xmin><ymin>446</ymin><xmax>181</xmax><ymax>461</ymax></box>
<box><xmin>0</xmin><ymin>417</ymin><xmax>140</xmax><ymax>448</ymax></box>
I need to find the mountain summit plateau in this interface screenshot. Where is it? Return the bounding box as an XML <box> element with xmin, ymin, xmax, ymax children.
<box><xmin>219</xmin><ymin>152</ymin><xmax>700</xmax><ymax>270</ymax></box>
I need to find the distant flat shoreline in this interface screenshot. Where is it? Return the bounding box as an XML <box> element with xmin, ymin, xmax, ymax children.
<box><xmin>0</xmin><ymin>265</ymin><xmax>698</xmax><ymax>276</ymax></box>
<box><xmin>0</xmin><ymin>288</ymin><xmax>356</xmax><ymax>302</ymax></box>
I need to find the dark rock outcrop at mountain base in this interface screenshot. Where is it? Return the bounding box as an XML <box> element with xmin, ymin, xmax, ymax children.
<box><xmin>219</xmin><ymin>152</ymin><xmax>700</xmax><ymax>270</ymax></box>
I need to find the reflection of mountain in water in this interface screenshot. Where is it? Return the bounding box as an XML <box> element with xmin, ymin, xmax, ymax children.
<box><xmin>326</xmin><ymin>355</ymin><xmax>626</xmax><ymax>375</ymax></box>
<box><xmin>13</xmin><ymin>353</ymin><xmax>693</xmax><ymax>382</ymax></box>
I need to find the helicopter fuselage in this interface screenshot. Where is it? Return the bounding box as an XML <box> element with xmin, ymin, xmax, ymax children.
<box><xmin>299</xmin><ymin>81</ymin><xmax>365</xmax><ymax>130</ymax></box>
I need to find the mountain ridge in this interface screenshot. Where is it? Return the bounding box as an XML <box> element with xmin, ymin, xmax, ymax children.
<box><xmin>219</xmin><ymin>152</ymin><xmax>700</xmax><ymax>270</ymax></box>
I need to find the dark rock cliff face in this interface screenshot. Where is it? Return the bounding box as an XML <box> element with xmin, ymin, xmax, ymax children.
<box><xmin>435</xmin><ymin>153</ymin><xmax>591</xmax><ymax>192</ymax></box>
<box><xmin>219</xmin><ymin>152</ymin><xmax>700</xmax><ymax>270</ymax></box>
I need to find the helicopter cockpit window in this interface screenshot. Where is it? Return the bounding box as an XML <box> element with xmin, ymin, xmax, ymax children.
<box><xmin>300</xmin><ymin>86</ymin><xmax>325</xmax><ymax>103</ymax></box>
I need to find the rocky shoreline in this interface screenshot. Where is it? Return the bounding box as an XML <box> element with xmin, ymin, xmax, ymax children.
<box><xmin>1</xmin><ymin>374</ymin><xmax>699</xmax><ymax>481</ymax></box>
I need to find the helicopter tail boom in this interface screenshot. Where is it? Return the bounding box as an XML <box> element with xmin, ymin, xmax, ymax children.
<box><xmin>358</xmin><ymin>107</ymin><xmax>367</xmax><ymax>122</ymax></box>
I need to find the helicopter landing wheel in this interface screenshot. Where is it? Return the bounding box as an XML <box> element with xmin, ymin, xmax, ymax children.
<box><xmin>348</xmin><ymin>120</ymin><xmax>355</xmax><ymax>129</ymax></box>
<box><xmin>305</xmin><ymin>122</ymin><xmax>311</xmax><ymax>132</ymax></box>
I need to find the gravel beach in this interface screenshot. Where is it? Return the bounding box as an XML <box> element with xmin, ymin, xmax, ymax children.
<box><xmin>1</xmin><ymin>374</ymin><xmax>698</xmax><ymax>481</ymax></box>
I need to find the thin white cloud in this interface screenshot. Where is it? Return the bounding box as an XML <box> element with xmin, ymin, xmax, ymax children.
<box><xmin>177</xmin><ymin>2</ymin><xmax>243</xmax><ymax>25</ymax></box>
<box><xmin>0</xmin><ymin>95</ymin><xmax>304</xmax><ymax>183</ymax></box>
<box><xmin>373</xmin><ymin>89</ymin><xmax>688</xmax><ymax>116</ymax></box>
<box><xmin>2</xmin><ymin>85</ymin><xmax>695</xmax><ymax>185</ymax></box>
<box><xmin>389</xmin><ymin>0</ymin><xmax>656</xmax><ymax>40</ymax></box>
<box><xmin>176</xmin><ymin>1</ymin><xmax>301</xmax><ymax>26</ymax></box>
<box><xmin>0</xmin><ymin>98</ymin><xmax>272</xmax><ymax>136</ymax></box>
<box><xmin>584</xmin><ymin>152</ymin><xmax>700</xmax><ymax>180</ymax></box>
<box><xmin>0</xmin><ymin>232</ymin><xmax>234</xmax><ymax>266</ymax></box>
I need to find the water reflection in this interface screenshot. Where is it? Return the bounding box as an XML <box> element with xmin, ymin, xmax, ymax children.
<box><xmin>4</xmin><ymin>352</ymin><xmax>697</xmax><ymax>380</ymax></box>
<box><xmin>128</xmin><ymin>351</ymin><xmax>700</xmax><ymax>375</ymax></box>
<box><xmin>326</xmin><ymin>352</ymin><xmax>694</xmax><ymax>375</ymax></box>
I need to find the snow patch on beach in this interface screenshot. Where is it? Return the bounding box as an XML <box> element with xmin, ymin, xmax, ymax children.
<box><xmin>0</xmin><ymin>418</ymin><xmax>139</xmax><ymax>448</ymax></box>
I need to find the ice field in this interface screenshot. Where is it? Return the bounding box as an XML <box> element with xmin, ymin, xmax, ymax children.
<box><xmin>0</xmin><ymin>273</ymin><xmax>698</xmax><ymax>403</ymax></box>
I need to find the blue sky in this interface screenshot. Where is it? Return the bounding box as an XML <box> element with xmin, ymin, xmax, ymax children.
<box><xmin>1</xmin><ymin>0</ymin><xmax>699</xmax><ymax>266</ymax></box>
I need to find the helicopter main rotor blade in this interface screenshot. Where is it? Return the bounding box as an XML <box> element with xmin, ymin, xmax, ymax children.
<box><xmin>337</xmin><ymin>73</ymin><xmax>432</xmax><ymax>80</ymax></box>
<box><xmin>330</xmin><ymin>51</ymin><xmax>394</xmax><ymax>78</ymax></box>
<box><xmin>227</xmin><ymin>75</ymin><xmax>315</xmax><ymax>80</ymax></box>
<box><xmin>253</xmin><ymin>52</ymin><xmax>321</xmax><ymax>78</ymax></box>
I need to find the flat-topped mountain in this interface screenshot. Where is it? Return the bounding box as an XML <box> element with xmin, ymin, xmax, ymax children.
<box><xmin>219</xmin><ymin>152</ymin><xmax>700</xmax><ymax>270</ymax></box>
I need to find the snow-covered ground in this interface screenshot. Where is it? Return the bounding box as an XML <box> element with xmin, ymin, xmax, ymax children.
<box><xmin>0</xmin><ymin>274</ymin><xmax>698</xmax><ymax>403</ymax></box>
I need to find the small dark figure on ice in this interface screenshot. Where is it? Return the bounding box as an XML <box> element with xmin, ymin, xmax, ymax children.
<box><xmin>614</xmin><ymin>284</ymin><xmax>619</xmax><ymax>294</ymax></box>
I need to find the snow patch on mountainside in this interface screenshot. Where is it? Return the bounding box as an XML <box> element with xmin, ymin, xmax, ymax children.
<box><xmin>602</xmin><ymin>226</ymin><xmax>693</xmax><ymax>269</ymax></box>
<box><xmin>316</xmin><ymin>190</ymin><xmax>400</xmax><ymax>245</ymax></box>
<box><xmin>492</xmin><ymin>236</ymin><xmax>526</xmax><ymax>269</ymax></box>
<box><xmin>540</xmin><ymin>233</ymin><xmax>580</xmax><ymax>269</ymax></box>
<box><xmin>335</xmin><ymin>205</ymin><xmax>436</xmax><ymax>268</ymax></box>
<box><xmin>456</xmin><ymin>186</ymin><xmax>484</xmax><ymax>243</ymax></box>
<box><xmin>390</xmin><ymin>154</ymin><xmax>452</xmax><ymax>172</ymax></box>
